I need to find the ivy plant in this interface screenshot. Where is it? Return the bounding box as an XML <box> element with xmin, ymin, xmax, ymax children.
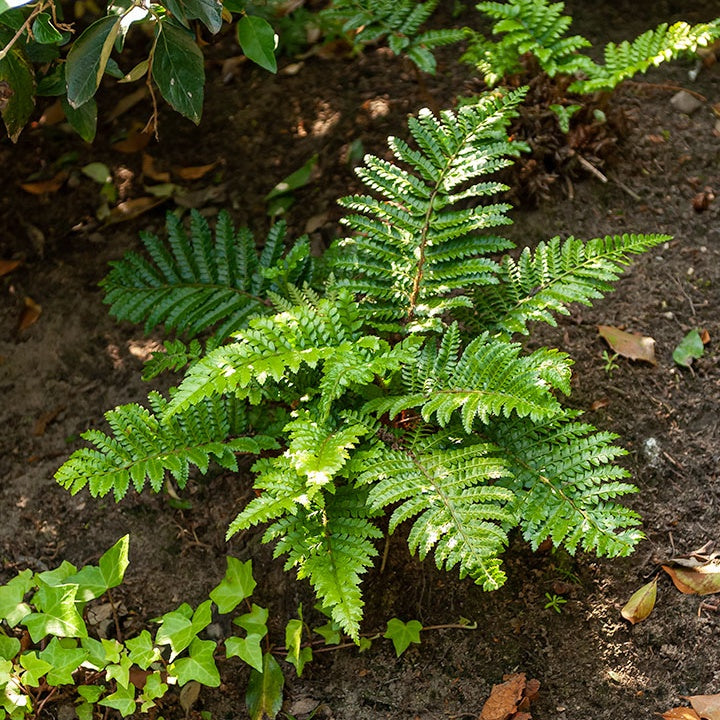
<box><xmin>56</xmin><ymin>87</ymin><xmax>668</xmax><ymax>641</ymax></box>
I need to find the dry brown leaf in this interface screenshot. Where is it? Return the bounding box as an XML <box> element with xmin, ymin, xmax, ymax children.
<box><xmin>179</xmin><ymin>681</ymin><xmax>201</xmax><ymax>714</ymax></box>
<box><xmin>598</xmin><ymin>325</ymin><xmax>656</xmax><ymax>364</ymax></box>
<box><xmin>112</xmin><ymin>123</ymin><xmax>152</xmax><ymax>153</ymax></box>
<box><xmin>700</xmin><ymin>328</ymin><xmax>711</xmax><ymax>345</ymax></box>
<box><xmin>38</xmin><ymin>99</ymin><xmax>65</xmax><ymax>126</ymax></box>
<box><xmin>305</xmin><ymin>212</ymin><xmax>329</xmax><ymax>234</ymax></box>
<box><xmin>20</xmin><ymin>170</ymin><xmax>67</xmax><ymax>195</ymax></box>
<box><xmin>692</xmin><ymin>188</ymin><xmax>715</xmax><ymax>212</ymax></box>
<box><xmin>480</xmin><ymin>673</ymin><xmax>526</xmax><ymax>720</ymax></box>
<box><xmin>18</xmin><ymin>296</ymin><xmax>41</xmax><ymax>331</ymax></box>
<box><xmin>0</xmin><ymin>259</ymin><xmax>21</xmax><ymax>277</ymax></box>
<box><xmin>106</xmin><ymin>196</ymin><xmax>166</xmax><ymax>224</ymax></box>
<box><xmin>662</xmin><ymin>708</ymin><xmax>702</xmax><ymax>720</ymax></box>
<box><xmin>174</xmin><ymin>160</ymin><xmax>219</xmax><ymax>181</ymax></box>
<box><xmin>142</xmin><ymin>153</ymin><xmax>171</xmax><ymax>182</ymax></box>
<box><xmin>590</xmin><ymin>398</ymin><xmax>609</xmax><ymax>411</ymax></box>
<box><xmin>33</xmin><ymin>406</ymin><xmax>65</xmax><ymax>436</ymax></box>
<box><xmin>621</xmin><ymin>577</ymin><xmax>657</xmax><ymax>624</ymax></box>
<box><xmin>687</xmin><ymin>694</ymin><xmax>720</xmax><ymax>720</ymax></box>
<box><xmin>662</xmin><ymin>562</ymin><xmax>720</xmax><ymax>596</ymax></box>
<box><xmin>106</xmin><ymin>86</ymin><xmax>149</xmax><ymax>122</ymax></box>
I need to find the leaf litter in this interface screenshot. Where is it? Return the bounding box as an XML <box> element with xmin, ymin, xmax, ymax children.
<box><xmin>598</xmin><ymin>325</ymin><xmax>656</xmax><ymax>364</ymax></box>
<box><xmin>480</xmin><ymin>673</ymin><xmax>540</xmax><ymax>720</ymax></box>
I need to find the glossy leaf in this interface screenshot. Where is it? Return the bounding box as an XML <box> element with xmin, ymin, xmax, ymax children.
<box><xmin>24</xmin><ymin>584</ymin><xmax>87</xmax><ymax>642</ymax></box>
<box><xmin>163</xmin><ymin>0</ymin><xmax>222</xmax><ymax>33</ymax></box>
<box><xmin>0</xmin><ymin>570</ymin><xmax>33</xmax><ymax>626</ymax></box>
<box><xmin>246</xmin><ymin>652</ymin><xmax>284</xmax><ymax>720</ymax></box>
<box><xmin>66</xmin><ymin>16</ymin><xmax>121</xmax><ymax>108</ymax></box>
<box><xmin>126</xmin><ymin>630</ymin><xmax>161</xmax><ymax>669</ymax></box>
<box><xmin>0</xmin><ymin>40</ymin><xmax>35</xmax><ymax>142</ymax></box>
<box><xmin>98</xmin><ymin>680</ymin><xmax>136</xmax><ymax>717</ymax></box>
<box><xmin>225</xmin><ymin>634</ymin><xmax>264</xmax><ymax>673</ymax></box>
<box><xmin>66</xmin><ymin>534</ymin><xmax>129</xmax><ymax>601</ymax></box>
<box><xmin>38</xmin><ymin>637</ymin><xmax>88</xmax><ymax>685</ymax></box>
<box><xmin>285</xmin><ymin>618</ymin><xmax>312</xmax><ymax>676</ymax></box>
<box><xmin>237</xmin><ymin>15</ymin><xmax>277</xmax><ymax>73</ymax></box>
<box><xmin>152</xmin><ymin>21</ymin><xmax>204</xmax><ymax>123</ymax></box>
<box><xmin>620</xmin><ymin>577</ymin><xmax>657</xmax><ymax>624</ymax></box>
<box><xmin>32</xmin><ymin>13</ymin><xmax>63</xmax><ymax>44</ymax></box>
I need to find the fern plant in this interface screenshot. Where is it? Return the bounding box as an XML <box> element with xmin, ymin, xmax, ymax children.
<box><xmin>56</xmin><ymin>87</ymin><xmax>668</xmax><ymax>640</ymax></box>
<box><xmin>465</xmin><ymin>0</ymin><xmax>720</xmax><ymax>93</ymax></box>
<box><xmin>322</xmin><ymin>0</ymin><xmax>470</xmax><ymax>73</ymax></box>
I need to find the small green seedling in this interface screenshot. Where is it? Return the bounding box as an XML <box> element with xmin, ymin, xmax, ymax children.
<box><xmin>544</xmin><ymin>592</ymin><xmax>568</xmax><ymax>613</ymax></box>
<box><xmin>602</xmin><ymin>350</ymin><xmax>620</xmax><ymax>376</ymax></box>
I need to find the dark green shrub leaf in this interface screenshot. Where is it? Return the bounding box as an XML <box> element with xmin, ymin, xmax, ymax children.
<box><xmin>0</xmin><ymin>42</ymin><xmax>35</xmax><ymax>142</ymax></box>
<box><xmin>673</xmin><ymin>328</ymin><xmax>705</xmax><ymax>367</ymax></box>
<box><xmin>164</xmin><ymin>0</ymin><xmax>223</xmax><ymax>33</ymax></box>
<box><xmin>36</xmin><ymin>63</ymin><xmax>65</xmax><ymax>95</ymax></box>
<box><xmin>152</xmin><ymin>21</ymin><xmax>204</xmax><ymax>123</ymax></box>
<box><xmin>61</xmin><ymin>95</ymin><xmax>97</xmax><ymax>142</ymax></box>
<box><xmin>246</xmin><ymin>652</ymin><xmax>284</xmax><ymax>720</ymax></box>
<box><xmin>32</xmin><ymin>12</ymin><xmax>63</xmax><ymax>44</ymax></box>
<box><xmin>66</xmin><ymin>15</ymin><xmax>121</xmax><ymax>108</ymax></box>
<box><xmin>237</xmin><ymin>15</ymin><xmax>277</xmax><ymax>73</ymax></box>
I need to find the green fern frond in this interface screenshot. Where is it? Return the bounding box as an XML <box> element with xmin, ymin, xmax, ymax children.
<box><xmin>324</xmin><ymin>0</ymin><xmax>468</xmax><ymax>73</ymax></box>
<box><xmin>469</xmin><ymin>233</ymin><xmax>670</xmax><ymax>336</ymax></box>
<box><xmin>358</xmin><ymin>430</ymin><xmax>513</xmax><ymax>589</ymax></box>
<box><xmin>366</xmin><ymin>331</ymin><xmax>572</xmax><ymax>431</ymax></box>
<box><xmin>55</xmin><ymin>392</ymin><xmax>276</xmax><ymax>501</ymax></box>
<box><xmin>465</xmin><ymin>0</ymin><xmax>593</xmax><ymax>85</ymax></box>
<box><xmin>101</xmin><ymin>210</ymin><xmax>313</xmax><ymax>340</ymax></box>
<box><xmin>485</xmin><ymin>412</ymin><xmax>643</xmax><ymax>557</ymax></box>
<box><xmin>571</xmin><ymin>20</ymin><xmax>720</xmax><ymax>93</ymax></box>
<box><xmin>329</xmin><ymin>89</ymin><xmax>528</xmax><ymax>334</ymax></box>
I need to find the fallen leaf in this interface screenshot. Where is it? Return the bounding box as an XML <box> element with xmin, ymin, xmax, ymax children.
<box><xmin>106</xmin><ymin>86</ymin><xmax>149</xmax><ymax>122</ymax></box>
<box><xmin>142</xmin><ymin>153</ymin><xmax>171</xmax><ymax>182</ymax></box>
<box><xmin>598</xmin><ymin>325</ymin><xmax>656</xmax><ymax>364</ymax></box>
<box><xmin>687</xmin><ymin>694</ymin><xmax>720</xmax><ymax>720</ymax></box>
<box><xmin>33</xmin><ymin>405</ymin><xmax>65</xmax><ymax>436</ymax></box>
<box><xmin>701</xmin><ymin>328</ymin><xmax>711</xmax><ymax>345</ymax></box>
<box><xmin>112</xmin><ymin>123</ymin><xmax>152</xmax><ymax>153</ymax></box>
<box><xmin>662</xmin><ymin>708</ymin><xmax>702</xmax><ymax>720</ymax></box>
<box><xmin>129</xmin><ymin>668</ymin><xmax>151</xmax><ymax>689</ymax></box>
<box><xmin>20</xmin><ymin>171</ymin><xmax>67</xmax><ymax>195</ymax></box>
<box><xmin>621</xmin><ymin>577</ymin><xmax>657</xmax><ymax>624</ymax></box>
<box><xmin>174</xmin><ymin>160</ymin><xmax>219</xmax><ymax>181</ymax></box>
<box><xmin>106</xmin><ymin>196</ymin><xmax>166</xmax><ymax>224</ymax></box>
<box><xmin>590</xmin><ymin>398</ymin><xmax>609</xmax><ymax>411</ymax></box>
<box><xmin>305</xmin><ymin>212</ymin><xmax>329</xmax><ymax>234</ymax></box>
<box><xmin>180</xmin><ymin>681</ymin><xmax>201</xmax><ymax>715</ymax></box>
<box><xmin>673</xmin><ymin>329</ymin><xmax>705</xmax><ymax>367</ymax></box>
<box><xmin>18</xmin><ymin>296</ymin><xmax>41</xmax><ymax>331</ymax></box>
<box><xmin>0</xmin><ymin>259</ymin><xmax>21</xmax><ymax>277</ymax></box>
<box><xmin>480</xmin><ymin>673</ymin><xmax>526</xmax><ymax>720</ymax></box>
<box><xmin>38</xmin><ymin>99</ymin><xmax>65</xmax><ymax>126</ymax></box>
<box><xmin>662</xmin><ymin>562</ymin><xmax>720</xmax><ymax>595</ymax></box>
<box><xmin>173</xmin><ymin>184</ymin><xmax>227</xmax><ymax>209</ymax></box>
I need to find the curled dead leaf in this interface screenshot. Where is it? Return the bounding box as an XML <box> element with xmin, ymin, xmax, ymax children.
<box><xmin>38</xmin><ymin>99</ymin><xmax>65</xmax><ymax>127</ymax></box>
<box><xmin>700</xmin><ymin>328</ymin><xmax>711</xmax><ymax>345</ymax></box>
<box><xmin>106</xmin><ymin>196</ymin><xmax>166</xmax><ymax>224</ymax></box>
<box><xmin>112</xmin><ymin>123</ymin><xmax>152</xmax><ymax>153</ymax></box>
<box><xmin>142</xmin><ymin>153</ymin><xmax>171</xmax><ymax>182</ymax></box>
<box><xmin>621</xmin><ymin>577</ymin><xmax>657</xmax><ymax>624</ymax></box>
<box><xmin>106</xmin><ymin>86</ymin><xmax>149</xmax><ymax>123</ymax></box>
<box><xmin>174</xmin><ymin>160</ymin><xmax>220</xmax><ymax>181</ymax></box>
<box><xmin>180</xmin><ymin>680</ymin><xmax>201</xmax><ymax>714</ymax></box>
<box><xmin>598</xmin><ymin>325</ymin><xmax>656</xmax><ymax>364</ymax></box>
<box><xmin>480</xmin><ymin>673</ymin><xmax>540</xmax><ymax>720</ymax></box>
<box><xmin>0</xmin><ymin>259</ymin><xmax>21</xmax><ymax>277</ymax></box>
<box><xmin>662</xmin><ymin>708</ymin><xmax>702</xmax><ymax>720</ymax></box>
<box><xmin>18</xmin><ymin>296</ymin><xmax>41</xmax><ymax>331</ymax></box>
<box><xmin>662</xmin><ymin>562</ymin><xmax>720</xmax><ymax>596</ymax></box>
<box><xmin>686</xmin><ymin>694</ymin><xmax>720</xmax><ymax>720</ymax></box>
<box><xmin>20</xmin><ymin>171</ymin><xmax>68</xmax><ymax>195</ymax></box>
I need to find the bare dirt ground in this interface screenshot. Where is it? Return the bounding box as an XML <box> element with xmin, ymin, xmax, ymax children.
<box><xmin>1</xmin><ymin>1</ymin><xmax>720</xmax><ymax>718</ymax></box>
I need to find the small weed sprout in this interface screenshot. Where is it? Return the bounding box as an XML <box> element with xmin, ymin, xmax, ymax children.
<box><xmin>602</xmin><ymin>350</ymin><xmax>620</xmax><ymax>376</ymax></box>
<box><xmin>544</xmin><ymin>593</ymin><xmax>568</xmax><ymax>613</ymax></box>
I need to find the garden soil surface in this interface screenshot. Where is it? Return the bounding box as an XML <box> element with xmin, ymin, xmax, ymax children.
<box><xmin>2</xmin><ymin>1</ymin><xmax>720</xmax><ymax>718</ymax></box>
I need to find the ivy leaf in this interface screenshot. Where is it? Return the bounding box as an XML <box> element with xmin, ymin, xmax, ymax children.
<box><xmin>151</xmin><ymin>21</ymin><xmax>204</xmax><ymax>124</ymax></box>
<box><xmin>0</xmin><ymin>635</ymin><xmax>20</xmax><ymax>660</ymax></box>
<box><xmin>106</xmin><ymin>652</ymin><xmax>134</xmax><ymax>688</ymax></box>
<box><xmin>225</xmin><ymin>634</ymin><xmax>263</xmax><ymax>673</ymax></box>
<box><xmin>233</xmin><ymin>604</ymin><xmax>268</xmax><ymax>638</ymax></box>
<box><xmin>19</xmin><ymin>652</ymin><xmax>53</xmax><ymax>686</ymax></box>
<box><xmin>0</xmin><ymin>40</ymin><xmax>36</xmax><ymax>142</ymax></box>
<box><xmin>285</xmin><ymin>618</ymin><xmax>312</xmax><ymax>676</ymax></box>
<box><xmin>245</xmin><ymin>652</ymin><xmax>284</xmax><ymax>720</ymax></box>
<box><xmin>24</xmin><ymin>584</ymin><xmax>87</xmax><ymax>642</ymax></box>
<box><xmin>140</xmin><ymin>671</ymin><xmax>168</xmax><ymax>711</ymax></box>
<box><xmin>673</xmin><ymin>329</ymin><xmax>705</xmax><ymax>368</ymax></box>
<box><xmin>126</xmin><ymin>630</ymin><xmax>161</xmax><ymax>670</ymax></box>
<box><xmin>0</xmin><ymin>570</ymin><xmax>34</xmax><ymax>626</ymax></box>
<box><xmin>98</xmin><ymin>680</ymin><xmax>137</xmax><ymax>717</ymax></box>
<box><xmin>236</xmin><ymin>15</ymin><xmax>277</xmax><ymax>73</ymax></box>
<box><xmin>209</xmin><ymin>557</ymin><xmax>256</xmax><ymax>614</ymax></box>
<box><xmin>65</xmin><ymin>15</ymin><xmax>121</xmax><ymax>108</ymax></box>
<box><xmin>65</xmin><ymin>535</ymin><xmax>130</xmax><ymax>601</ymax></box>
<box><xmin>384</xmin><ymin>618</ymin><xmax>422</xmax><ymax>657</ymax></box>
<box><xmin>314</xmin><ymin>621</ymin><xmax>341</xmax><ymax>646</ymax></box>
<box><xmin>31</xmin><ymin>13</ymin><xmax>63</xmax><ymax>44</ymax></box>
<box><xmin>170</xmin><ymin>638</ymin><xmax>220</xmax><ymax>687</ymax></box>
<box><xmin>38</xmin><ymin>637</ymin><xmax>88</xmax><ymax>685</ymax></box>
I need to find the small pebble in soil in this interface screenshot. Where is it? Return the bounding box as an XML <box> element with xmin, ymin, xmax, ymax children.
<box><xmin>643</xmin><ymin>437</ymin><xmax>662</xmax><ymax>467</ymax></box>
<box><xmin>670</xmin><ymin>90</ymin><xmax>703</xmax><ymax>115</ymax></box>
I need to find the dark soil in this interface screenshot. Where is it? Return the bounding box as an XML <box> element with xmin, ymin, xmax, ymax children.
<box><xmin>1</xmin><ymin>1</ymin><xmax>720</xmax><ymax>719</ymax></box>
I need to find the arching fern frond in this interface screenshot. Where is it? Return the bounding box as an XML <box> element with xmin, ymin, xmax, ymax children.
<box><xmin>323</xmin><ymin>0</ymin><xmax>469</xmax><ymax>74</ymax></box>
<box><xmin>571</xmin><ymin>20</ymin><xmax>720</xmax><ymax>93</ymax></box>
<box><xmin>366</xmin><ymin>330</ymin><xmax>572</xmax><ymax>431</ymax></box>
<box><xmin>329</xmin><ymin>89</ymin><xmax>528</xmax><ymax>334</ymax></box>
<box><xmin>484</xmin><ymin>411</ymin><xmax>643</xmax><ymax>557</ymax></box>
<box><xmin>56</xmin><ymin>392</ymin><xmax>277</xmax><ymax>501</ymax></box>
<box><xmin>469</xmin><ymin>233</ymin><xmax>670</xmax><ymax>336</ymax></box>
<box><xmin>101</xmin><ymin>210</ymin><xmax>313</xmax><ymax>340</ymax></box>
<box><xmin>357</xmin><ymin>429</ymin><xmax>513</xmax><ymax>590</ymax></box>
